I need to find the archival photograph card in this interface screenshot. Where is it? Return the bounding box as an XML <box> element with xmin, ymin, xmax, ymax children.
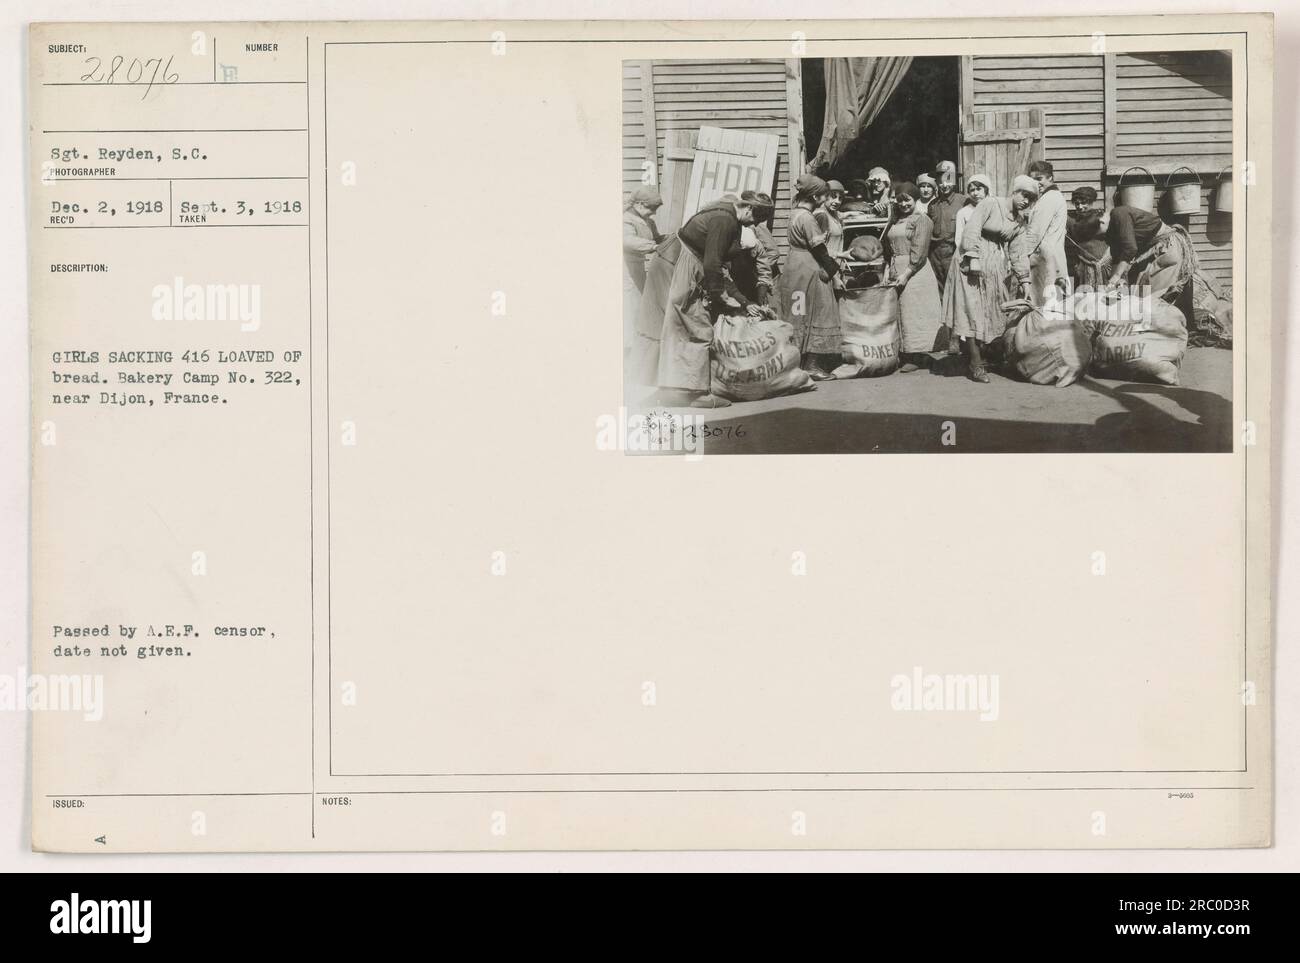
<box><xmin>27</xmin><ymin>15</ymin><xmax>1272</xmax><ymax>851</ymax></box>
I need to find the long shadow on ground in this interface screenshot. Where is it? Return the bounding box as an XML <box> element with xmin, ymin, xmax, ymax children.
<box><xmin>673</xmin><ymin>377</ymin><xmax>1233</xmax><ymax>455</ymax></box>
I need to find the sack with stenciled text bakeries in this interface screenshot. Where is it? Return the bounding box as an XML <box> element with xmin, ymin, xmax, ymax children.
<box><xmin>832</xmin><ymin>285</ymin><xmax>901</xmax><ymax>378</ymax></box>
<box><xmin>710</xmin><ymin>313</ymin><xmax>814</xmax><ymax>401</ymax></box>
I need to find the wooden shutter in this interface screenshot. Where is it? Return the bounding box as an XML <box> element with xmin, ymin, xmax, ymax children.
<box><xmin>681</xmin><ymin>126</ymin><xmax>780</xmax><ymax>221</ymax></box>
<box><xmin>656</xmin><ymin>129</ymin><xmax>698</xmax><ymax>235</ymax></box>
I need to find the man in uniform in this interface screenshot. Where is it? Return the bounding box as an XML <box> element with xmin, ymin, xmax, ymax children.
<box><xmin>925</xmin><ymin>160</ymin><xmax>966</xmax><ymax>294</ymax></box>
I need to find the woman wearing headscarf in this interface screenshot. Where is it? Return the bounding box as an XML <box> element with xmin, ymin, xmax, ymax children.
<box><xmin>623</xmin><ymin>186</ymin><xmax>664</xmax><ymax>291</ymax></box>
<box><xmin>778</xmin><ymin>173</ymin><xmax>844</xmax><ymax>381</ymax></box>
<box><xmin>1099</xmin><ymin>204</ymin><xmax>1198</xmax><ymax>303</ymax></box>
<box><xmin>815</xmin><ymin>179</ymin><xmax>847</xmax><ymax>257</ymax></box>
<box><xmin>864</xmin><ymin>167</ymin><xmax>893</xmax><ymax>217</ymax></box>
<box><xmin>885</xmin><ymin>182</ymin><xmax>944</xmax><ymax>371</ymax></box>
<box><xmin>953</xmin><ymin>175</ymin><xmax>990</xmax><ymax>267</ymax></box>
<box><xmin>950</xmin><ymin>174</ymin><xmax>1040</xmax><ymax>383</ymax></box>
<box><xmin>941</xmin><ymin>173</ymin><xmax>990</xmax><ymax>355</ymax></box>
<box><xmin>914</xmin><ymin>173</ymin><xmax>937</xmax><ymax>216</ymax></box>
<box><xmin>655</xmin><ymin>193</ymin><xmax>758</xmax><ymax>408</ymax></box>
<box><xmin>623</xmin><ymin>187</ymin><xmax>664</xmax><ymax>367</ymax></box>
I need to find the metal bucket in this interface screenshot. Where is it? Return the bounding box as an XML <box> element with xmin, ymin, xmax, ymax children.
<box><xmin>1214</xmin><ymin>166</ymin><xmax>1233</xmax><ymax>213</ymax></box>
<box><xmin>1116</xmin><ymin>166</ymin><xmax>1156</xmax><ymax>212</ymax></box>
<box><xmin>1166</xmin><ymin>166</ymin><xmax>1202</xmax><ymax>216</ymax></box>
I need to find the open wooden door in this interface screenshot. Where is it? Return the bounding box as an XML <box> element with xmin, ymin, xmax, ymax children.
<box><xmin>682</xmin><ymin>127</ymin><xmax>781</xmax><ymax>221</ymax></box>
<box><xmin>960</xmin><ymin>109</ymin><xmax>1044</xmax><ymax>195</ymax></box>
<box><xmin>655</xmin><ymin>129</ymin><xmax>698</xmax><ymax>235</ymax></box>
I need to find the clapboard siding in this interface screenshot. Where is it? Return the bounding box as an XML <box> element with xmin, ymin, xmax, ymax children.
<box><xmin>1112</xmin><ymin>51</ymin><xmax>1232</xmax><ymax>174</ymax></box>
<box><xmin>622</xmin><ymin>62</ymin><xmax>648</xmax><ymax>204</ymax></box>
<box><xmin>969</xmin><ymin>51</ymin><xmax>1233</xmax><ymax>290</ymax></box>
<box><xmin>1106</xmin><ymin>51</ymin><xmax>1233</xmax><ymax>289</ymax></box>
<box><xmin>624</xmin><ymin>62</ymin><xmax>655</xmax><ymax>211</ymax></box>
<box><xmin>622</xmin><ymin>59</ymin><xmax>796</xmax><ymax>253</ymax></box>
<box><xmin>970</xmin><ymin>54</ymin><xmax>1105</xmax><ymax>199</ymax></box>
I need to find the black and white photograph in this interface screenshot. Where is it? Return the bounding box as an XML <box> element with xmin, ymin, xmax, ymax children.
<box><xmin>623</xmin><ymin>51</ymin><xmax>1235</xmax><ymax>453</ymax></box>
<box><xmin>8</xmin><ymin>2</ymin><xmax>1284</xmax><ymax>888</ymax></box>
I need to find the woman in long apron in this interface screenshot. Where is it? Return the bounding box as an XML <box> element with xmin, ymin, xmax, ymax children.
<box><xmin>941</xmin><ymin>173</ymin><xmax>990</xmax><ymax>355</ymax></box>
<box><xmin>778</xmin><ymin>174</ymin><xmax>845</xmax><ymax>380</ymax></box>
<box><xmin>950</xmin><ymin>174</ymin><xmax>1039</xmax><ymax>383</ymax></box>
<box><xmin>656</xmin><ymin>197</ymin><xmax>754</xmax><ymax>408</ymax></box>
<box><xmin>1098</xmin><ymin>204</ymin><xmax>1198</xmax><ymax>301</ymax></box>
<box><xmin>885</xmin><ymin>183</ymin><xmax>945</xmax><ymax>371</ymax></box>
<box><xmin>628</xmin><ymin>234</ymin><xmax>681</xmax><ymax>388</ymax></box>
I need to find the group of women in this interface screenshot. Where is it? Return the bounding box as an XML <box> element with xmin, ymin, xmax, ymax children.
<box><xmin>625</xmin><ymin>156</ymin><xmax>1199</xmax><ymax>403</ymax></box>
<box><xmin>622</xmin><ymin>163</ymin><xmax>1057</xmax><ymax>406</ymax></box>
<box><xmin>781</xmin><ymin>165</ymin><xmax>1044</xmax><ymax>383</ymax></box>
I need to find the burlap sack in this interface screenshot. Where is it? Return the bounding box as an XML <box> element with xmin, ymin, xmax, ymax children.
<box><xmin>1089</xmin><ymin>294</ymin><xmax>1189</xmax><ymax>386</ymax></box>
<box><xmin>710</xmin><ymin>314</ymin><xmax>815</xmax><ymax>401</ymax></box>
<box><xmin>1002</xmin><ymin>298</ymin><xmax>1094</xmax><ymax>387</ymax></box>
<box><xmin>831</xmin><ymin>285</ymin><xmax>901</xmax><ymax>379</ymax></box>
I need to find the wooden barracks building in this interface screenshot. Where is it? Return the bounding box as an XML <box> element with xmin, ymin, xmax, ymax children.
<box><xmin>623</xmin><ymin>50</ymin><xmax>1232</xmax><ymax>288</ymax></box>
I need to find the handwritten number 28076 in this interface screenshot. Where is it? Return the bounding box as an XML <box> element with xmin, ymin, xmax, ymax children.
<box><xmin>79</xmin><ymin>55</ymin><xmax>180</xmax><ymax>99</ymax></box>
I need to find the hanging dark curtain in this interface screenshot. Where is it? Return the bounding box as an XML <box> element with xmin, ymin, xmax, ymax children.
<box><xmin>810</xmin><ymin>57</ymin><xmax>913</xmax><ymax>172</ymax></box>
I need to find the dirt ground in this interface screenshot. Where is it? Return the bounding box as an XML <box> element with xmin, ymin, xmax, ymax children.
<box><xmin>630</xmin><ymin>347</ymin><xmax>1233</xmax><ymax>454</ymax></box>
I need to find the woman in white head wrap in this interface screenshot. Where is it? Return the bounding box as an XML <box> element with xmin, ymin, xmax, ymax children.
<box><xmin>948</xmin><ymin>173</ymin><xmax>1039</xmax><ymax>382</ymax></box>
<box><xmin>864</xmin><ymin>167</ymin><xmax>892</xmax><ymax>217</ymax></box>
<box><xmin>914</xmin><ymin>173</ymin><xmax>937</xmax><ymax>216</ymax></box>
<box><xmin>940</xmin><ymin>173</ymin><xmax>990</xmax><ymax>355</ymax></box>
